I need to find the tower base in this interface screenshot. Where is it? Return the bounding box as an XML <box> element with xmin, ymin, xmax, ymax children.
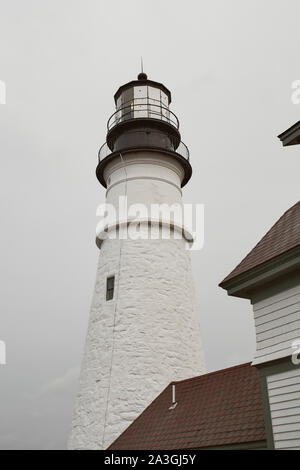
<box><xmin>69</xmin><ymin>237</ymin><xmax>205</xmax><ymax>450</ymax></box>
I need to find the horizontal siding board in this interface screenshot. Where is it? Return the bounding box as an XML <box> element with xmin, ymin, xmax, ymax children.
<box><xmin>253</xmin><ymin>286</ymin><xmax>300</xmax><ymax>312</ymax></box>
<box><xmin>257</xmin><ymin>324</ymin><xmax>300</xmax><ymax>344</ymax></box>
<box><xmin>268</xmin><ymin>383</ymin><xmax>300</xmax><ymax>397</ymax></box>
<box><xmin>271</xmin><ymin>409</ymin><xmax>300</xmax><ymax>419</ymax></box>
<box><xmin>273</xmin><ymin>430</ymin><xmax>300</xmax><ymax>440</ymax></box>
<box><xmin>255</xmin><ymin>342</ymin><xmax>293</xmax><ymax>355</ymax></box>
<box><xmin>255</xmin><ymin>300</ymin><xmax>300</xmax><ymax>323</ymax></box>
<box><xmin>275</xmin><ymin>439</ymin><xmax>300</xmax><ymax>449</ymax></box>
<box><xmin>252</xmin><ymin>347</ymin><xmax>293</xmax><ymax>365</ymax></box>
<box><xmin>256</xmin><ymin>310</ymin><xmax>300</xmax><ymax>332</ymax></box>
<box><xmin>272</xmin><ymin>414</ymin><xmax>300</xmax><ymax>425</ymax></box>
<box><xmin>273</xmin><ymin>422</ymin><xmax>300</xmax><ymax>432</ymax></box>
<box><xmin>269</xmin><ymin>392</ymin><xmax>300</xmax><ymax>404</ymax></box>
<box><xmin>269</xmin><ymin>398</ymin><xmax>300</xmax><ymax>411</ymax></box>
<box><xmin>268</xmin><ymin>375</ymin><xmax>300</xmax><ymax>389</ymax></box>
<box><xmin>256</xmin><ymin>334</ymin><xmax>300</xmax><ymax>357</ymax></box>
<box><xmin>268</xmin><ymin>368</ymin><xmax>300</xmax><ymax>383</ymax></box>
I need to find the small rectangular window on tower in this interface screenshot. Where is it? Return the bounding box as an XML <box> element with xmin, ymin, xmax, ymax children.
<box><xmin>106</xmin><ymin>276</ymin><xmax>115</xmax><ymax>301</ymax></box>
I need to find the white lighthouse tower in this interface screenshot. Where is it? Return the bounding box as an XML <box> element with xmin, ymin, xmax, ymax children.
<box><xmin>69</xmin><ymin>73</ymin><xmax>205</xmax><ymax>450</ymax></box>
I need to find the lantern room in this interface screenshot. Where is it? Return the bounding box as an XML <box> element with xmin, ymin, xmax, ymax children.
<box><xmin>113</xmin><ymin>72</ymin><xmax>172</xmax><ymax>126</ymax></box>
<box><xmin>96</xmin><ymin>73</ymin><xmax>192</xmax><ymax>188</ymax></box>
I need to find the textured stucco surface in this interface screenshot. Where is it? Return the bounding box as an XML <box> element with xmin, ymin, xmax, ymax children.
<box><xmin>69</xmin><ymin>150</ymin><xmax>205</xmax><ymax>449</ymax></box>
<box><xmin>69</xmin><ymin>236</ymin><xmax>205</xmax><ymax>450</ymax></box>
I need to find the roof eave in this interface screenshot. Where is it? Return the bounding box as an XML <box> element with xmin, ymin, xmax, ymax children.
<box><xmin>219</xmin><ymin>246</ymin><xmax>300</xmax><ymax>299</ymax></box>
<box><xmin>278</xmin><ymin>120</ymin><xmax>300</xmax><ymax>146</ymax></box>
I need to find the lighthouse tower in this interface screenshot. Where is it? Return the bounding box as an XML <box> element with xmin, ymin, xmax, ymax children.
<box><xmin>69</xmin><ymin>73</ymin><xmax>205</xmax><ymax>450</ymax></box>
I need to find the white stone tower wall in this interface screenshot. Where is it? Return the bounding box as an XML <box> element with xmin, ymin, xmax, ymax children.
<box><xmin>104</xmin><ymin>151</ymin><xmax>184</xmax><ymax>209</ymax></box>
<box><xmin>69</xmin><ymin>150</ymin><xmax>205</xmax><ymax>450</ymax></box>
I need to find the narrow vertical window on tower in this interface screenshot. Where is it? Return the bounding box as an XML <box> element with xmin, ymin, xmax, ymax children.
<box><xmin>106</xmin><ymin>276</ymin><xmax>115</xmax><ymax>301</ymax></box>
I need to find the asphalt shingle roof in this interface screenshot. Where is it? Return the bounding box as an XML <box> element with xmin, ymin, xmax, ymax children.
<box><xmin>220</xmin><ymin>201</ymin><xmax>300</xmax><ymax>286</ymax></box>
<box><xmin>108</xmin><ymin>363</ymin><xmax>266</xmax><ymax>450</ymax></box>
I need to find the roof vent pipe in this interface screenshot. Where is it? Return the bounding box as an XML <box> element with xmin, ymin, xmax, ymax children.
<box><xmin>169</xmin><ymin>384</ymin><xmax>177</xmax><ymax>410</ymax></box>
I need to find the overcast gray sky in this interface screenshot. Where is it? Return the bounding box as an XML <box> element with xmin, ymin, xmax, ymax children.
<box><xmin>0</xmin><ymin>0</ymin><xmax>299</xmax><ymax>450</ymax></box>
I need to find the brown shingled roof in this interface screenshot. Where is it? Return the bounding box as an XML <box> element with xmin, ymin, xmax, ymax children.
<box><xmin>220</xmin><ymin>201</ymin><xmax>300</xmax><ymax>286</ymax></box>
<box><xmin>108</xmin><ymin>363</ymin><xmax>266</xmax><ymax>450</ymax></box>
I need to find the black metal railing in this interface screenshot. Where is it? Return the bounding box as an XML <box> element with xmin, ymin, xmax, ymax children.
<box><xmin>107</xmin><ymin>103</ymin><xmax>180</xmax><ymax>131</ymax></box>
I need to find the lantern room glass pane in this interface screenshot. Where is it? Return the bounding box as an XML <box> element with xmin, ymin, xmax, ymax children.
<box><xmin>122</xmin><ymin>88</ymin><xmax>134</xmax><ymax>107</ymax></box>
<box><xmin>116</xmin><ymin>96</ymin><xmax>122</xmax><ymax>109</ymax></box>
<box><xmin>119</xmin><ymin>88</ymin><xmax>134</xmax><ymax>123</ymax></box>
<box><xmin>134</xmin><ymin>85</ymin><xmax>147</xmax><ymax>100</ymax></box>
<box><xmin>115</xmin><ymin>96</ymin><xmax>123</xmax><ymax>125</ymax></box>
<box><xmin>161</xmin><ymin>90</ymin><xmax>169</xmax><ymax>122</ymax></box>
<box><xmin>133</xmin><ymin>85</ymin><xmax>147</xmax><ymax>118</ymax></box>
<box><xmin>161</xmin><ymin>91</ymin><xmax>168</xmax><ymax>106</ymax></box>
<box><xmin>148</xmin><ymin>86</ymin><xmax>161</xmax><ymax>120</ymax></box>
<box><xmin>148</xmin><ymin>86</ymin><xmax>161</xmax><ymax>103</ymax></box>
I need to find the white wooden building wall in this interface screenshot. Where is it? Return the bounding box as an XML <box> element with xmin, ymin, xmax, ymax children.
<box><xmin>252</xmin><ymin>284</ymin><xmax>300</xmax><ymax>365</ymax></box>
<box><xmin>267</xmin><ymin>368</ymin><xmax>300</xmax><ymax>450</ymax></box>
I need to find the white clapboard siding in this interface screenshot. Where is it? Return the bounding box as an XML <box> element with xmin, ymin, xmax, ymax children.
<box><xmin>275</xmin><ymin>439</ymin><xmax>300</xmax><ymax>449</ymax></box>
<box><xmin>252</xmin><ymin>284</ymin><xmax>300</xmax><ymax>365</ymax></box>
<box><xmin>267</xmin><ymin>368</ymin><xmax>300</xmax><ymax>450</ymax></box>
